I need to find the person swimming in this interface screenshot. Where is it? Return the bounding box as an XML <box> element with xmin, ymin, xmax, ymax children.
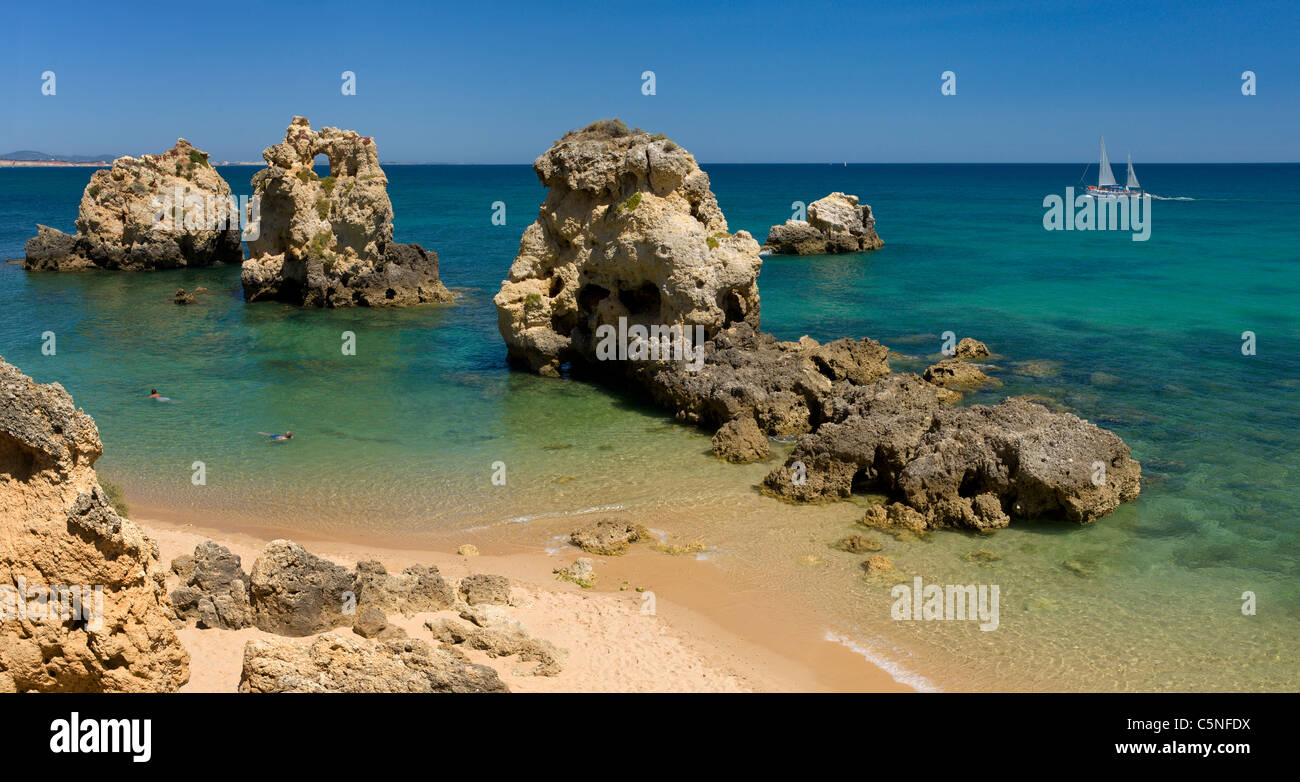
<box><xmin>259</xmin><ymin>431</ymin><xmax>293</xmax><ymax>441</ymax></box>
<box><xmin>149</xmin><ymin>389</ymin><xmax>172</xmax><ymax>402</ymax></box>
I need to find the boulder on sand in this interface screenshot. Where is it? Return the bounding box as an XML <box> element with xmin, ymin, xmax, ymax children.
<box><xmin>239</xmin><ymin>632</ymin><xmax>508</xmax><ymax>693</ymax></box>
<box><xmin>711</xmin><ymin>416</ymin><xmax>770</xmax><ymax>463</ymax></box>
<box><xmin>248</xmin><ymin>540</ymin><xmax>356</xmax><ymax>636</ymax></box>
<box><xmin>169</xmin><ymin>540</ymin><xmax>253</xmax><ymax>630</ymax></box>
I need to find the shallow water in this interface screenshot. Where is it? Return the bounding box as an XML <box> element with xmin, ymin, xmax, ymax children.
<box><xmin>1</xmin><ymin>162</ymin><xmax>1296</xmax><ymax>691</ymax></box>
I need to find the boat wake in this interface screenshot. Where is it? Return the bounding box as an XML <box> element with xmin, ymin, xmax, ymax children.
<box><xmin>1148</xmin><ymin>194</ymin><xmax>1195</xmax><ymax>201</ymax></box>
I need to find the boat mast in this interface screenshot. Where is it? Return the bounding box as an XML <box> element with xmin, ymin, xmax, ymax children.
<box><xmin>1125</xmin><ymin>153</ymin><xmax>1140</xmax><ymax>190</ymax></box>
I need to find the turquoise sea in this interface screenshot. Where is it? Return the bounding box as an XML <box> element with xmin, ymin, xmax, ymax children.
<box><xmin>1</xmin><ymin>162</ymin><xmax>1297</xmax><ymax>691</ymax></box>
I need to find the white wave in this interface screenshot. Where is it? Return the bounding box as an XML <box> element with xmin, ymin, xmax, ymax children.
<box><xmin>824</xmin><ymin>630</ymin><xmax>943</xmax><ymax>692</ymax></box>
<box><xmin>1148</xmin><ymin>194</ymin><xmax>1195</xmax><ymax>201</ymax></box>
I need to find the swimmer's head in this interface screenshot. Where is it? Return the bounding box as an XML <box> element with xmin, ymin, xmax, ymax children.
<box><xmin>285</xmin><ymin>431</ymin><xmax>293</xmax><ymax>439</ymax></box>
<box><xmin>150</xmin><ymin>389</ymin><xmax>157</xmax><ymax>395</ymax></box>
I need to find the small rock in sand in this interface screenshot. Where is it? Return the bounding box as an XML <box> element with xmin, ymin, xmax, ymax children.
<box><xmin>554</xmin><ymin>558</ymin><xmax>596</xmax><ymax>588</ymax></box>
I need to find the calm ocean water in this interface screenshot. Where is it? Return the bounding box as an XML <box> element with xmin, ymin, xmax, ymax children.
<box><xmin>1</xmin><ymin>162</ymin><xmax>1296</xmax><ymax>691</ymax></box>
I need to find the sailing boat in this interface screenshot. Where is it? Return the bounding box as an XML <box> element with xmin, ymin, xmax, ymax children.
<box><xmin>1084</xmin><ymin>136</ymin><xmax>1143</xmax><ymax>199</ymax></box>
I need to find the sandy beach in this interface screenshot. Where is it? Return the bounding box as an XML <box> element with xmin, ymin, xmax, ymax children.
<box><xmin>138</xmin><ymin>511</ymin><xmax>911</xmax><ymax>693</ymax></box>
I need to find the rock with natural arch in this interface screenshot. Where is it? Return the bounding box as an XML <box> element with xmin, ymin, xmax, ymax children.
<box><xmin>241</xmin><ymin>116</ymin><xmax>453</xmax><ymax>307</ymax></box>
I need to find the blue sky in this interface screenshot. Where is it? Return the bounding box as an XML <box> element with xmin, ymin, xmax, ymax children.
<box><xmin>2</xmin><ymin>0</ymin><xmax>1296</xmax><ymax>162</ymax></box>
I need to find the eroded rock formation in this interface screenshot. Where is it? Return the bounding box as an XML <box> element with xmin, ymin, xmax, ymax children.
<box><xmin>248</xmin><ymin>539</ymin><xmax>356</xmax><ymax>636</ymax></box>
<box><xmin>0</xmin><ymin>358</ymin><xmax>189</xmax><ymax>691</ymax></box>
<box><xmin>170</xmin><ymin>541</ymin><xmax>252</xmax><ymax>630</ymax></box>
<box><xmin>355</xmin><ymin>560</ymin><xmax>456</xmax><ymax>616</ymax></box>
<box><xmin>764</xmin><ymin>192</ymin><xmax>883</xmax><ymax>255</ymax></box>
<box><xmin>761</xmin><ymin>376</ymin><xmax>1141</xmax><ymax>530</ymax></box>
<box><xmin>24</xmin><ymin>139</ymin><xmax>243</xmax><ymax>271</ymax></box>
<box><xmin>239</xmin><ymin>632</ymin><xmax>508</xmax><ymax>693</ymax></box>
<box><xmin>497</xmin><ymin>122</ymin><xmax>1141</xmax><ymax>531</ymax></box>
<box><xmin>495</xmin><ymin>119</ymin><xmax>762</xmax><ymax>376</ymax></box>
<box><xmin>241</xmin><ymin>116</ymin><xmax>454</xmax><ymax>307</ymax></box>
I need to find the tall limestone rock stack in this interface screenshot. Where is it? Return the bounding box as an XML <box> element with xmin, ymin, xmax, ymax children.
<box><xmin>23</xmin><ymin>139</ymin><xmax>243</xmax><ymax>271</ymax></box>
<box><xmin>241</xmin><ymin>116</ymin><xmax>454</xmax><ymax>307</ymax></box>
<box><xmin>0</xmin><ymin>358</ymin><xmax>189</xmax><ymax>691</ymax></box>
<box><xmin>495</xmin><ymin>119</ymin><xmax>762</xmax><ymax>376</ymax></box>
<box><xmin>764</xmin><ymin>192</ymin><xmax>883</xmax><ymax>255</ymax></box>
<box><xmin>497</xmin><ymin>121</ymin><xmax>1141</xmax><ymax>531</ymax></box>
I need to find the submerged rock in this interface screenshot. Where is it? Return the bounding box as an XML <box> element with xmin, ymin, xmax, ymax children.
<box><xmin>24</xmin><ymin>139</ymin><xmax>242</xmax><ymax>271</ymax></box>
<box><xmin>241</xmin><ymin>116</ymin><xmax>454</xmax><ymax>307</ymax></box>
<box><xmin>495</xmin><ymin>119</ymin><xmax>762</xmax><ymax>377</ymax></box>
<box><xmin>764</xmin><ymin>192</ymin><xmax>883</xmax><ymax>255</ymax></box>
<box><xmin>239</xmin><ymin>632</ymin><xmax>508</xmax><ymax>693</ymax></box>
<box><xmin>0</xmin><ymin>357</ymin><xmax>189</xmax><ymax>691</ymax></box>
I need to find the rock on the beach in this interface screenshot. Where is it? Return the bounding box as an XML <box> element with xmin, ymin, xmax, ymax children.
<box><xmin>494</xmin><ymin>119</ymin><xmax>762</xmax><ymax>377</ymax></box>
<box><xmin>427</xmin><ymin>615</ymin><xmax>565</xmax><ymax>677</ymax></box>
<box><xmin>711</xmin><ymin>416</ymin><xmax>771</xmax><ymax>463</ymax></box>
<box><xmin>568</xmin><ymin>518</ymin><xmax>648</xmax><ymax>555</ymax></box>
<box><xmin>169</xmin><ymin>540</ymin><xmax>252</xmax><ymax>630</ymax></box>
<box><xmin>248</xmin><ymin>540</ymin><xmax>357</xmax><ymax>636</ymax></box>
<box><xmin>554</xmin><ymin>558</ymin><xmax>596</xmax><ymax>588</ymax></box>
<box><xmin>24</xmin><ymin>139</ymin><xmax>242</xmax><ymax>271</ymax></box>
<box><xmin>351</xmin><ymin>606</ymin><xmax>406</xmax><ymax>640</ymax></box>
<box><xmin>239</xmin><ymin>632</ymin><xmax>508</xmax><ymax>693</ymax></box>
<box><xmin>355</xmin><ymin>560</ymin><xmax>456</xmax><ymax>615</ymax></box>
<box><xmin>0</xmin><ymin>357</ymin><xmax>189</xmax><ymax>692</ymax></box>
<box><xmin>458</xmin><ymin>573</ymin><xmax>512</xmax><ymax>606</ymax></box>
<box><xmin>763</xmin><ymin>378</ymin><xmax>1141</xmax><ymax>530</ymax></box>
<box><xmin>241</xmin><ymin>116</ymin><xmax>454</xmax><ymax>307</ymax></box>
<box><xmin>763</xmin><ymin>192</ymin><xmax>883</xmax><ymax>255</ymax></box>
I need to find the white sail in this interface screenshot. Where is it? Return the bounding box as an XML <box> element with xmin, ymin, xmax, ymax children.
<box><xmin>1098</xmin><ymin>136</ymin><xmax>1117</xmax><ymax>187</ymax></box>
<box><xmin>1126</xmin><ymin>154</ymin><xmax>1140</xmax><ymax>189</ymax></box>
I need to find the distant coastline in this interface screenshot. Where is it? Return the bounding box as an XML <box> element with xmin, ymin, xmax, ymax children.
<box><xmin>0</xmin><ymin>159</ymin><xmax>111</xmax><ymax>167</ymax></box>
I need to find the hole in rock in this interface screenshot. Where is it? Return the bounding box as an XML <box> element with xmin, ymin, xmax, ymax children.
<box><xmin>618</xmin><ymin>281</ymin><xmax>661</xmax><ymax>316</ymax></box>
<box><xmin>720</xmin><ymin>291</ymin><xmax>745</xmax><ymax>326</ymax></box>
<box><xmin>577</xmin><ymin>283</ymin><xmax>610</xmax><ymax>315</ymax></box>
